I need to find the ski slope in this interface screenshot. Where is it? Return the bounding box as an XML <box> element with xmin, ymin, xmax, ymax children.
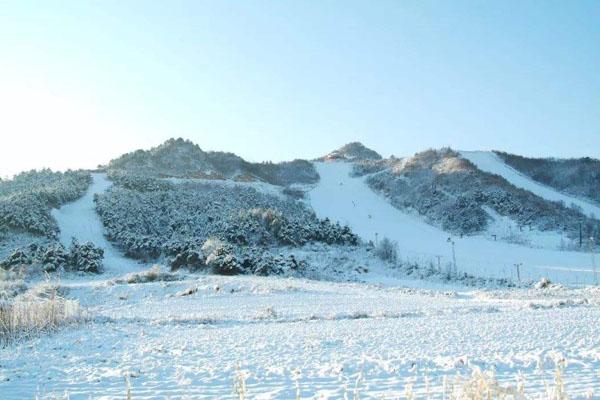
<box><xmin>309</xmin><ymin>161</ymin><xmax>599</xmax><ymax>285</ymax></box>
<box><xmin>460</xmin><ymin>151</ymin><xmax>600</xmax><ymax>219</ymax></box>
<box><xmin>51</xmin><ymin>173</ymin><xmax>143</xmax><ymax>276</ymax></box>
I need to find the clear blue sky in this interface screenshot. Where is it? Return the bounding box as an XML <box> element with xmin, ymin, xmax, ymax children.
<box><xmin>1</xmin><ymin>1</ymin><xmax>599</xmax><ymax>175</ymax></box>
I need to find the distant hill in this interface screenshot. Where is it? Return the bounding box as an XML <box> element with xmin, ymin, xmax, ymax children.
<box><xmin>494</xmin><ymin>151</ymin><xmax>600</xmax><ymax>206</ymax></box>
<box><xmin>318</xmin><ymin>142</ymin><xmax>382</xmax><ymax>162</ymax></box>
<box><xmin>108</xmin><ymin>138</ymin><xmax>318</xmax><ymax>186</ymax></box>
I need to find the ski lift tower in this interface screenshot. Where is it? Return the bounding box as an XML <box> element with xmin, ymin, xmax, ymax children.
<box><xmin>447</xmin><ymin>237</ymin><xmax>457</xmax><ymax>277</ymax></box>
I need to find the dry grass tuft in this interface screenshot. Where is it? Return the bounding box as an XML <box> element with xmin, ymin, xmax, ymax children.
<box><xmin>0</xmin><ymin>294</ymin><xmax>81</xmax><ymax>346</ymax></box>
<box><xmin>113</xmin><ymin>265</ymin><xmax>180</xmax><ymax>285</ymax></box>
<box><xmin>446</xmin><ymin>368</ymin><xmax>523</xmax><ymax>399</ymax></box>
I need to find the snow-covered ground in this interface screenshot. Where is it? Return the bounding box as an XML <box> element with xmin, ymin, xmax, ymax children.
<box><xmin>2</xmin><ymin>273</ymin><xmax>599</xmax><ymax>399</ymax></box>
<box><xmin>460</xmin><ymin>151</ymin><xmax>600</xmax><ymax>219</ymax></box>
<box><xmin>310</xmin><ymin>162</ymin><xmax>599</xmax><ymax>285</ymax></box>
<box><xmin>50</xmin><ymin>173</ymin><xmax>145</xmax><ymax>277</ymax></box>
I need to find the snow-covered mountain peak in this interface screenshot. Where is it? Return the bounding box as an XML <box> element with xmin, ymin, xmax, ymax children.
<box><xmin>320</xmin><ymin>141</ymin><xmax>382</xmax><ymax>162</ymax></box>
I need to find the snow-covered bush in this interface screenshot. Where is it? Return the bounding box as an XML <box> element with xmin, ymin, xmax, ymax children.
<box><xmin>238</xmin><ymin>247</ymin><xmax>307</xmax><ymax>276</ymax></box>
<box><xmin>169</xmin><ymin>247</ymin><xmax>205</xmax><ymax>271</ymax></box>
<box><xmin>0</xmin><ymin>169</ymin><xmax>91</xmax><ymax>237</ymax></box>
<box><xmin>374</xmin><ymin>237</ymin><xmax>398</xmax><ymax>264</ymax></box>
<box><xmin>534</xmin><ymin>277</ymin><xmax>552</xmax><ymax>289</ymax></box>
<box><xmin>202</xmin><ymin>239</ymin><xmax>242</xmax><ymax>275</ymax></box>
<box><xmin>68</xmin><ymin>239</ymin><xmax>104</xmax><ymax>273</ymax></box>
<box><xmin>0</xmin><ymin>240</ymin><xmax>104</xmax><ymax>274</ymax></box>
<box><xmin>36</xmin><ymin>242</ymin><xmax>69</xmax><ymax>272</ymax></box>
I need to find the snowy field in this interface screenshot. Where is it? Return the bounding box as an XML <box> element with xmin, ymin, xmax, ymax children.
<box><xmin>2</xmin><ymin>166</ymin><xmax>600</xmax><ymax>399</ymax></box>
<box><xmin>2</xmin><ymin>272</ymin><xmax>600</xmax><ymax>399</ymax></box>
<box><xmin>2</xmin><ymin>273</ymin><xmax>600</xmax><ymax>399</ymax></box>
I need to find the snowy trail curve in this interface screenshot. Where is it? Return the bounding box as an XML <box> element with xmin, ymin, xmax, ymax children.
<box><xmin>460</xmin><ymin>151</ymin><xmax>600</xmax><ymax>219</ymax></box>
<box><xmin>51</xmin><ymin>173</ymin><xmax>143</xmax><ymax>276</ymax></box>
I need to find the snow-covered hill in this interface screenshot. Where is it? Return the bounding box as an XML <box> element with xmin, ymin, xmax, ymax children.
<box><xmin>310</xmin><ymin>161</ymin><xmax>599</xmax><ymax>285</ymax></box>
<box><xmin>460</xmin><ymin>151</ymin><xmax>600</xmax><ymax>219</ymax></box>
<box><xmin>108</xmin><ymin>138</ymin><xmax>318</xmax><ymax>186</ymax></box>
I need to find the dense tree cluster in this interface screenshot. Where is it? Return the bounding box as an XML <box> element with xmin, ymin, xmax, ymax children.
<box><xmin>351</xmin><ymin>157</ymin><xmax>400</xmax><ymax>177</ymax></box>
<box><xmin>108</xmin><ymin>138</ymin><xmax>319</xmax><ymax>186</ymax></box>
<box><xmin>495</xmin><ymin>151</ymin><xmax>600</xmax><ymax>205</ymax></box>
<box><xmin>366</xmin><ymin>148</ymin><xmax>600</xmax><ymax>241</ymax></box>
<box><xmin>106</xmin><ymin>170</ymin><xmax>173</xmax><ymax>192</ymax></box>
<box><xmin>95</xmin><ymin>178</ymin><xmax>358</xmax><ymax>265</ymax></box>
<box><xmin>167</xmin><ymin>237</ymin><xmax>309</xmax><ymax>275</ymax></box>
<box><xmin>0</xmin><ymin>170</ymin><xmax>91</xmax><ymax>237</ymax></box>
<box><xmin>0</xmin><ymin>239</ymin><xmax>104</xmax><ymax>273</ymax></box>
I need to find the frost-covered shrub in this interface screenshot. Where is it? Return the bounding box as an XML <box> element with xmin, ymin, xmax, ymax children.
<box><xmin>0</xmin><ymin>169</ymin><xmax>91</xmax><ymax>237</ymax></box>
<box><xmin>0</xmin><ymin>248</ymin><xmax>32</xmax><ymax>270</ymax></box>
<box><xmin>0</xmin><ymin>240</ymin><xmax>104</xmax><ymax>274</ymax></box>
<box><xmin>68</xmin><ymin>239</ymin><xmax>104</xmax><ymax>273</ymax></box>
<box><xmin>169</xmin><ymin>247</ymin><xmax>205</xmax><ymax>271</ymax></box>
<box><xmin>37</xmin><ymin>242</ymin><xmax>69</xmax><ymax>272</ymax></box>
<box><xmin>95</xmin><ymin>181</ymin><xmax>358</xmax><ymax>261</ymax></box>
<box><xmin>202</xmin><ymin>239</ymin><xmax>242</xmax><ymax>275</ymax></box>
<box><xmin>374</xmin><ymin>237</ymin><xmax>398</xmax><ymax>264</ymax></box>
<box><xmin>237</xmin><ymin>247</ymin><xmax>307</xmax><ymax>276</ymax></box>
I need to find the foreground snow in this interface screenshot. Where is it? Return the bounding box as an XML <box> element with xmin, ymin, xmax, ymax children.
<box><xmin>310</xmin><ymin>162</ymin><xmax>599</xmax><ymax>285</ymax></box>
<box><xmin>1</xmin><ymin>274</ymin><xmax>599</xmax><ymax>399</ymax></box>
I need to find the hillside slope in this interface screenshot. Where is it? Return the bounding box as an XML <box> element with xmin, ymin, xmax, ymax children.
<box><xmin>310</xmin><ymin>161</ymin><xmax>598</xmax><ymax>284</ymax></box>
<box><xmin>493</xmin><ymin>151</ymin><xmax>600</xmax><ymax>206</ymax></box>
<box><xmin>461</xmin><ymin>151</ymin><xmax>600</xmax><ymax>219</ymax></box>
<box><xmin>357</xmin><ymin>149</ymin><xmax>600</xmax><ymax>248</ymax></box>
